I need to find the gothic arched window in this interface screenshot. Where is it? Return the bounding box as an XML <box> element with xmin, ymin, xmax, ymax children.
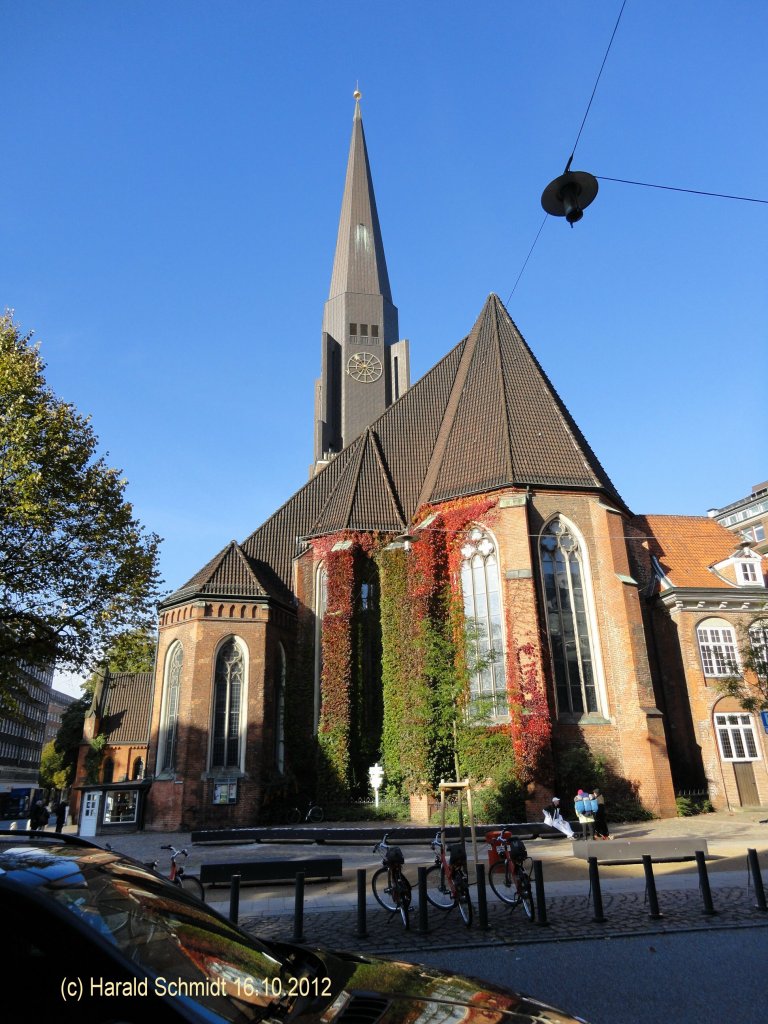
<box><xmin>159</xmin><ymin>642</ymin><xmax>182</xmax><ymax>773</ymax></box>
<box><xmin>275</xmin><ymin>644</ymin><xmax>286</xmax><ymax>775</ymax></box>
<box><xmin>132</xmin><ymin>757</ymin><xmax>145</xmax><ymax>781</ymax></box>
<box><xmin>540</xmin><ymin>518</ymin><xmax>599</xmax><ymax>715</ymax></box>
<box><xmin>313</xmin><ymin>565</ymin><xmax>328</xmax><ymax>734</ymax></box>
<box><xmin>102</xmin><ymin>757</ymin><xmax>114</xmax><ymax>784</ymax></box>
<box><xmin>211</xmin><ymin>639</ymin><xmax>245</xmax><ymax>769</ymax></box>
<box><xmin>460</xmin><ymin>527</ymin><xmax>508</xmax><ymax>719</ymax></box>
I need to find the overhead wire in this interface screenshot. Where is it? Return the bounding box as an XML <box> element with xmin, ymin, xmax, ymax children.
<box><xmin>506</xmin><ymin>1</ymin><xmax>627</xmax><ymax>305</ymax></box>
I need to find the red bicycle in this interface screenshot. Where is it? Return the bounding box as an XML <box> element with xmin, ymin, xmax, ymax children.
<box><xmin>424</xmin><ymin>832</ymin><xmax>473</xmax><ymax>927</ymax></box>
<box><xmin>486</xmin><ymin>829</ymin><xmax>534</xmax><ymax>920</ymax></box>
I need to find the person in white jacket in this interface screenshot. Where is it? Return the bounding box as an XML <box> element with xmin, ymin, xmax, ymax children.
<box><xmin>542</xmin><ymin>796</ymin><xmax>574</xmax><ymax>838</ymax></box>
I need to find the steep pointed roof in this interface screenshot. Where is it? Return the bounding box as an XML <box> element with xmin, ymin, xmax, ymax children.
<box><xmin>164</xmin><ymin>539</ymin><xmax>274</xmax><ymax>607</ymax></box>
<box><xmin>166</xmin><ymin>295</ymin><xmax>626</xmax><ymax>607</ymax></box>
<box><xmin>328</xmin><ymin>96</ymin><xmax>392</xmax><ymax>301</ymax></box>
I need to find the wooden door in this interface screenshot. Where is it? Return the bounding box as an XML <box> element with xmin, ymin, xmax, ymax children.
<box><xmin>733</xmin><ymin>762</ymin><xmax>760</xmax><ymax>806</ymax></box>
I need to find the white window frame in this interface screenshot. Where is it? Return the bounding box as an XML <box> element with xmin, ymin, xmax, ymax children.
<box><xmin>737</xmin><ymin>560</ymin><xmax>759</xmax><ymax>585</ymax></box>
<box><xmin>275</xmin><ymin>643</ymin><xmax>286</xmax><ymax>775</ymax></box>
<box><xmin>313</xmin><ymin>563</ymin><xmax>328</xmax><ymax>735</ymax></box>
<box><xmin>208</xmin><ymin>636</ymin><xmax>248</xmax><ymax>773</ymax></box>
<box><xmin>539</xmin><ymin>515</ymin><xmax>608</xmax><ymax>719</ymax></box>
<box><xmin>697</xmin><ymin>618</ymin><xmax>740</xmax><ymax>677</ymax></box>
<box><xmin>157</xmin><ymin>641</ymin><xmax>183</xmax><ymax>774</ymax></box>
<box><xmin>459</xmin><ymin>525</ymin><xmax>509</xmax><ymax>722</ymax></box>
<box><xmin>714</xmin><ymin>712</ymin><xmax>761</xmax><ymax>762</ymax></box>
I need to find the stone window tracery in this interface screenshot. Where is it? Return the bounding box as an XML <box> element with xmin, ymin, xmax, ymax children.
<box><xmin>160</xmin><ymin>643</ymin><xmax>182</xmax><ymax>773</ymax></box>
<box><xmin>460</xmin><ymin>527</ymin><xmax>508</xmax><ymax>719</ymax></box>
<box><xmin>211</xmin><ymin>638</ymin><xmax>244</xmax><ymax>769</ymax></box>
<box><xmin>540</xmin><ymin>518</ymin><xmax>599</xmax><ymax>715</ymax></box>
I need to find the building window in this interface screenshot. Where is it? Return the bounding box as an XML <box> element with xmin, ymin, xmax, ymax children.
<box><xmin>313</xmin><ymin>565</ymin><xmax>327</xmax><ymax>734</ymax></box>
<box><xmin>714</xmin><ymin>713</ymin><xmax>760</xmax><ymax>761</ymax></box>
<box><xmin>540</xmin><ymin>518</ymin><xmax>599</xmax><ymax>715</ymax></box>
<box><xmin>102</xmin><ymin>757</ymin><xmax>114</xmax><ymax>784</ymax></box>
<box><xmin>460</xmin><ymin>527</ymin><xmax>508</xmax><ymax>719</ymax></box>
<box><xmin>104</xmin><ymin>790</ymin><xmax>138</xmax><ymax>824</ymax></box>
<box><xmin>132</xmin><ymin>757</ymin><xmax>145</xmax><ymax>781</ymax></box>
<box><xmin>275</xmin><ymin>644</ymin><xmax>286</xmax><ymax>775</ymax></box>
<box><xmin>697</xmin><ymin>619</ymin><xmax>739</xmax><ymax>677</ymax></box>
<box><xmin>749</xmin><ymin>620</ymin><xmax>768</xmax><ymax>678</ymax></box>
<box><xmin>360</xmin><ymin>323</ymin><xmax>369</xmax><ymax>337</ymax></box>
<box><xmin>738</xmin><ymin>561</ymin><xmax>759</xmax><ymax>585</ymax></box>
<box><xmin>211</xmin><ymin>639</ymin><xmax>245</xmax><ymax>769</ymax></box>
<box><xmin>349</xmin><ymin>323</ymin><xmax>357</xmax><ymax>336</ymax></box>
<box><xmin>160</xmin><ymin>643</ymin><xmax>182</xmax><ymax>772</ymax></box>
<box><xmin>371</xmin><ymin>324</ymin><xmax>379</xmax><ymax>338</ymax></box>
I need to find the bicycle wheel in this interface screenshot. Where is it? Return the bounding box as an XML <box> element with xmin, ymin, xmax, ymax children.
<box><xmin>286</xmin><ymin>807</ymin><xmax>301</xmax><ymax>824</ymax></box>
<box><xmin>454</xmin><ymin>869</ymin><xmax>473</xmax><ymax>928</ymax></box>
<box><xmin>178</xmin><ymin>873</ymin><xmax>205</xmax><ymax>902</ymax></box>
<box><xmin>393</xmin><ymin>875</ymin><xmax>412</xmax><ymax>930</ymax></box>
<box><xmin>518</xmin><ymin>868</ymin><xmax>535</xmax><ymax>922</ymax></box>
<box><xmin>371</xmin><ymin>867</ymin><xmax>398</xmax><ymax>911</ymax></box>
<box><xmin>488</xmin><ymin>860</ymin><xmax>518</xmax><ymax>905</ymax></box>
<box><xmin>425</xmin><ymin>863</ymin><xmax>454</xmax><ymax>909</ymax></box>
<box><xmin>308</xmin><ymin>805</ymin><xmax>324</xmax><ymax>823</ymax></box>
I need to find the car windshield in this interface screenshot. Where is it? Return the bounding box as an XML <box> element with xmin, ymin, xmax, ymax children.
<box><xmin>4</xmin><ymin>845</ymin><xmax>303</xmax><ymax>1023</ymax></box>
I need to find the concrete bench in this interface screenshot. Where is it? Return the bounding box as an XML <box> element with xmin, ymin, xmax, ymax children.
<box><xmin>199</xmin><ymin>856</ymin><xmax>343</xmax><ymax>886</ymax></box>
<box><xmin>571</xmin><ymin>837</ymin><xmax>708</xmax><ymax>863</ymax></box>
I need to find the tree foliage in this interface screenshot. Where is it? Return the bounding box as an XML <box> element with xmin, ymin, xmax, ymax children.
<box><xmin>718</xmin><ymin>618</ymin><xmax>768</xmax><ymax>713</ymax></box>
<box><xmin>0</xmin><ymin>313</ymin><xmax>163</xmax><ymax>713</ymax></box>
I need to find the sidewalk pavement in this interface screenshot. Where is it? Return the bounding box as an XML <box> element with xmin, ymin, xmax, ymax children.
<box><xmin>24</xmin><ymin>808</ymin><xmax>768</xmax><ymax>953</ymax></box>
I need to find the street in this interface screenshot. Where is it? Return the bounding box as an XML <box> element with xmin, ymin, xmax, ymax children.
<box><xmin>410</xmin><ymin>929</ymin><xmax>768</xmax><ymax>1024</ymax></box>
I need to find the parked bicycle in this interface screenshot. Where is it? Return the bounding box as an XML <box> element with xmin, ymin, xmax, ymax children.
<box><xmin>149</xmin><ymin>845</ymin><xmax>205</xmax><ymax>901</ymax></box>
<box><xmin>486</xmin><ymin>828</ymin><xmax>534</xmax><ymax>920</ymax></box>
<box><xmin>286</xmin><ymin>799</ymin><xmax>324</xmax><ymax>824</ymax></box>
<box><xmin>371</xmin><ymin>833</ymin><xmax>412</xmax><ymax>929</ymax></box>
<box><xmin>425</xmin><ymin>831</ymin><xmax>473</xmax><ymax>927</ymax></box>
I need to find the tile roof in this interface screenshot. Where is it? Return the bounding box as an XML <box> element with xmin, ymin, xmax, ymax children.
<box><xmin>99</xmin><ymin>672</ymin><xmax>154</xmax><ymax>745</ymax></box>
<box><xmin>166</xmin><ymin>294</ymin><xmax>626</xmax><ymax>607</ymax></box>
<box><xmin>629</xmin><ymin>514</ymin><xmax>740</xmax><ymax>590</ymax></box>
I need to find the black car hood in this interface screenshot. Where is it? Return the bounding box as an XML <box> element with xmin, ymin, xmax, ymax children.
<box><xmin>269</xmin><ymin>943</ymin><xmax>585</xmax><ymax>1024</ymax></box>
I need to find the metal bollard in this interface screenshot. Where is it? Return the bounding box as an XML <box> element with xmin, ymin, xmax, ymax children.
<box><xmin>355</xmin><ymin>868</ymin><xmax>368</xmax><ymax>938</ymax></box>
<box><xmin>695</xmin><ymin>850</ymin><xmax>716</xmax><ymax>916</ymax></box>
<box><xmin>417</xmin><ymin>865</ymin><xmax>430</xmax><ymax>933</ymax></box>
<box><xmin>293</xmin><ymin>870</ymin><xmax>305</xmax><ymax>941</ymax></box>
<box><xmin>533</xmin><ymin>859</ymin><xmax>549</xmax><ymax>926</ymax></box>
<box><xmin>748</xmin><ymin>848</ymin><xmax>767</xmax><ymax>911</ymax></box>
<box><xmin>588</xmin><ymin>856</ymin><xmax>606</xmax><ymax>923</ymax></box>
<box><xmin>642</xmin><ymin>855</ymin><xmax>663</xmax><ymax>919</ymax></box>
<box><xmin>476</xmin><ymin>863</ymin><xmax>489</xmax><ymax>930</ymax></box>
<box><xmin>229</xmin><ymin>873</ymin><xmax>241</xmax><ymax>924</ymax></box>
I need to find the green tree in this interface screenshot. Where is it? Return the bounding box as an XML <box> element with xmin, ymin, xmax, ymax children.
<box><xmin>105</xmin><ymin>628</ymin><xmax>157</xmax><ymax>674</ymax></box>
<box><xmin>52</xmin><ymin>692</ymin><xmax>92</xmax><ymax>788</ymax></box>
<box><xmin>39</xmin><ymin>740</ymin><xmax>69</xmax><ymax>791</ymax></box>
<box><xmin>0</xmin><ymin>313</ymin><xmax>163</xmax><ymax>714</ymax></box>
<box><xmin>718</xmin><ymin>618</ymin><xmax>768</xmax><ymax>713</ymax></box>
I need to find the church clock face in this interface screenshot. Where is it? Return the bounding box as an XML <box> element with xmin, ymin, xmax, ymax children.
<box><xmin>346</xmin><ymin>351</ymin><xmax>382</xmax><ymax>383</ymax></box>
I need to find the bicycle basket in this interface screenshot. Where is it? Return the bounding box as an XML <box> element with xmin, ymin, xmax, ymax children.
<box><xmin>508</xmin><ymin>838</ymin><xmax>527</xmax><ymax>862</ymax></box>
<box><xmin>384</xmin><ymin>846</ymin><xmax>404</xmax><ymax>865</ymax></box>
<box><xmin>448</xmin><ymin>843</ymin><xmax>467</xmax><ymax>866</ymax></box>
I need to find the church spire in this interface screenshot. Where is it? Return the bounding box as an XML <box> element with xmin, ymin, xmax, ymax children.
<box><xmin>327</xmin><ymin>90</ymin><xmax>392</xmax><ymax>302</ymax></box>
<box><xmin>313</xmin><ymin>94</ymin><xmax>410</xmax><ymax>475</ymax></box>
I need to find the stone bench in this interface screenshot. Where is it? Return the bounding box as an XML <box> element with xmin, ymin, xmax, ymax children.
<box><xmin>199</xmin><ymin>856</ymin><xmax>343</xmax><ymax>886</ymax></box>
<box><xmin>571</xmin><ymin>837</ymin><xmax>708</xmax><ymax>863</ymax></box>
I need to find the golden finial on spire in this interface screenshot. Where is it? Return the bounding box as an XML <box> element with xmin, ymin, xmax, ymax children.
<box><xmin>353</xmin><ymin>82</ymin><xmax>361</xmax><ymax>101</ymax></box>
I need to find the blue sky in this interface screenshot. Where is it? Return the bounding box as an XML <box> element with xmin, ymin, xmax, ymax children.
<box><xmin>3</xmin><ymin>2</ymin><xmax>766</xmax><ymax>694</ymax></box>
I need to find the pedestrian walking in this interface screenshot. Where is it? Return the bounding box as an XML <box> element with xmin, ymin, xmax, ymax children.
<box><xmin>55</xmin><ymin>800</ymin><xmax>67</xmax><ymax>833</ymax></box>
<box><xmin>592</xmin><ymin>787</ymin><xmax>612</xmax><ymax>839</ymax></box>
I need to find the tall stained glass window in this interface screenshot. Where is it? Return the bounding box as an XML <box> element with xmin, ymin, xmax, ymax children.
<box><xmin>540</xmin><ymin>519</ymin><xmax>599</xmax><ymax>715</ymax></box>
<box><xmin>211</xmin><ymin>639</ymin><xmax>244</xmax><ymax>769</ymax></box>
<box><xmin>460</xmin><ymin>527</ymin><xmax>508</xmax><ymax>719</ymax></box>
<box><xmin>160</xmin><ymin>643</ymin><xmax>182</xmax><ymax>772</ymax></box>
